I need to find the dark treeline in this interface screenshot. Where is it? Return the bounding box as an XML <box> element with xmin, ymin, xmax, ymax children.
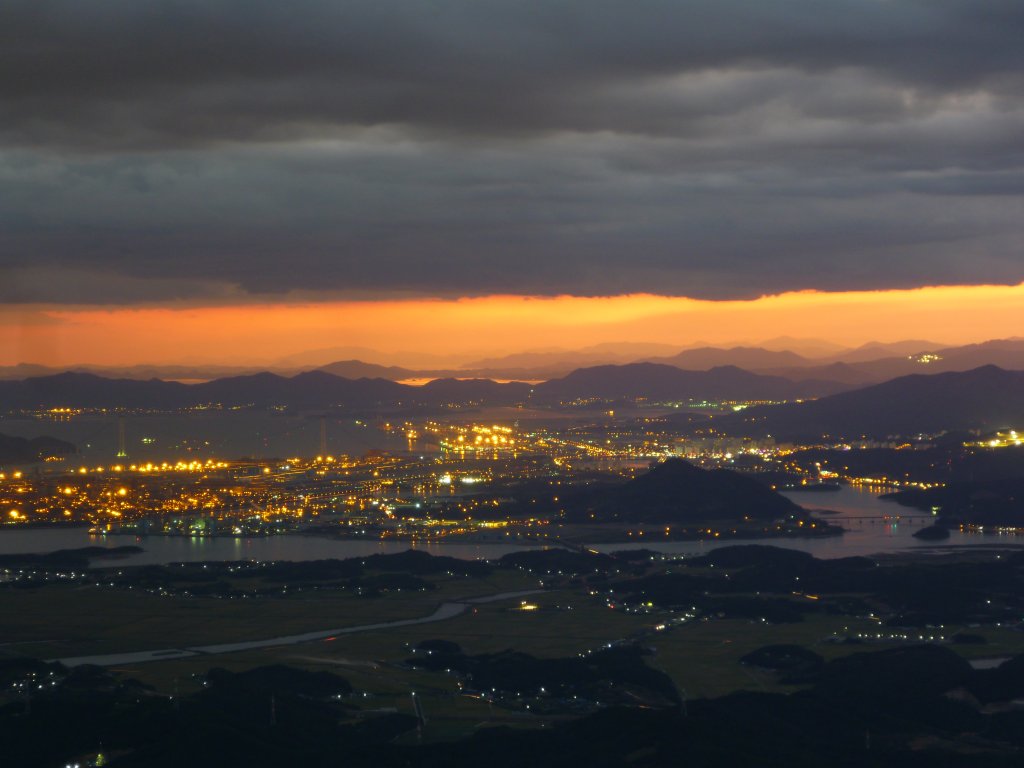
<box><xmin>406</xmin><ymin>642</ymin><xmax>680</xmax><ymax>707</ymax></box>
<box><xmin>6</xmin><ymin>646</ymin><xmax>1024</xmax><ymax>767</ymax></box>
<box><xmin>609</xmin><ymin>545</ymin><xmax>1024</xmax><ymax>627</ymax></box>
<box><xmin>886</xmin><ymin>479</ymin><xmax>1024</xmax><ymax>527</ymax></box>
<box><xmin>1</xmin><ymin>548</ymin><xmax>490</xmax><ymax>597</ymax></box>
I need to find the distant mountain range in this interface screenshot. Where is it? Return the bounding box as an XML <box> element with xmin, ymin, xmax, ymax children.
<box><xmin>644</xmin><ymin>347</ymin><xmax>811</xmax><ymax>371</ymax></box>
<box><xmin>758</xmin><ymin>338</ymin><xmax>1024</xmax><ymax>387</ymax></box>
<box><xmin>0</xmin><ymin>371</ymin><xmax>410</xmax><ymax>410</ymax></box>
<box><xmin>317</xmin><ymin>360</ymin><xmax>421</xmax><ymax>380</ymax></box>
<box><xmin>822</xmin><ymin>340</ymin><xmax>944</xmax><ymax>364</ymax></box>
<box><xmin>461</xmin><ymin>343</ymin><xmax>683</xmax><ymax>374</ymax></box>
<box><xmin>388</xmin><ymin>337</ymin><xmax>1022</xmax><ymax>384</ymax></box>
<box><xmin>0</xmin><ymin>363</ymin><xmax>843</xmax><ymax>410</ymax></box>
<box><xmin>9</xmin><ymin>337</ymin><xmax>1024</xmax><ymax>387</ymax></box>
<box><xmin>4</xmin><ymin>361</ymin><xmax>1024</xmax><ymax>430</ymax></box>
<box><xmin>0</xmin><ymin>363</ymin><xmax>293</xmax><ymax>383</ymax></box>
<box><xmin>529</xmin><ymin>363</ymin><xmax>845</xmax><ymax>403</ymax></box>
<box><xmin>713</xmin><ymin>365</ymin><xmax>1024</xmax><ymax>441</ymax></box>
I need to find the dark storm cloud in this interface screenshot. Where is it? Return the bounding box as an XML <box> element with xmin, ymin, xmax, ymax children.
<box><xmin>0</xmin><ymin>1</ymin><xmax>1021</xmax><ymax>301</ymax></box>
<box><xmin>2</xmin><ymin>0</ymin><xmax>1022</xmax><ymax>147</ymax></box>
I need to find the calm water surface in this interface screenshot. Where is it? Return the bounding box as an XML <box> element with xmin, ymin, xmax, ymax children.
<box><xmin>0</xmin><ymin>411</ymin><xmax>420</xmax><ymax>463</ymax></box>
<box><xmin>0</xmin><ymin>528</ymin><xmax>534</xmax><ymax>565</ymax></box>
<box><xmin>594</xmin><ymin>485</ymin><xmax>1024</xmax><ymax>559</ymax></box>
<box><xmin>2</xmin><ymin>486</ymin><xmax>1021</xmax><ymax>564</ymax></box>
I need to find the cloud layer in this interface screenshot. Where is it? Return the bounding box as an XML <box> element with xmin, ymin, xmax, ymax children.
<box><xmin>1</xmin><ymin>1</ymin><xmax>1022</xmax><ymax>301</ymax></box>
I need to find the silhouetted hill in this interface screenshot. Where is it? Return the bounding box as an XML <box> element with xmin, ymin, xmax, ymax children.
<box><xmin>0</xmin><ymin>371</ymin><xmax>524</xmax><ymax>410</ymax></box>
<box><xmin>533</xmin><ymin>363</ymin><xmax>844</xmax><ymax>403</ymax></box>
<box><xmin>14</xmin><ymin>362</ymin><xmax>1016</xmax><ymax>420</ymax></box>
<box><xmin>568</xmin><ymin>458</ymin><xmax>800</xmax><ymax>523</ymax></box>
<box><xmin>0</xmin><ymin>363</ymin><xmax>70</xmax><ymax>381</ymax></box>
<box><xmin>0</xmin><ymin>363</ymin><xmax>294</xmax><ymax>382</ymax></box>
<box><xmin>805</xmin><ymin>644</ymin><xmax>973</xmax><ymax>699</ymax></box>
<box><xmin>0</xmin><ymin>372</ymin><xmax>189</xmax><ymax>409</ymax></box>
<box><xmin>192</xmin><ymin>371</ymin><xmax>411</xmax><ymax>407</ymax></box>
<box><xmin>418</xmin><ymin>378</ymin><xmax>532</xmax><ymax>402</ymax></box>
<box><xmin>0</xmin><ymin>364</ymin><xmax>844</xmax><ymax>410</ymax></box>
<box><xmin>758</xmin><ymin>360</ymin><xmax>898</xmax><ymax>387</ymax></box>
<box><xmin>317</xmin><ymin>360</ymin><xmax>419</xmax><ymax>381</ymax></box>
<box><xmin>826</xmin><ymin>339</ymin><xmax>940</xmax><ymax>363</ymax></box>
<box><xmin>715</xmin><ymin>365</ymin><xmax>1024</xmax><ymax>440</ymax></box>
<box><xmin>762</xmin><ymin>338</ymin><xmax>1024</xmax><ymax>387</ymax></box>
<box><xmin>931</xmin><ymin>337</ymin><xmax>1024</xmax><ymax>372</ymax></box>
<box><xmin>0</xmin><ymin>432</ymin><xmax>76</xmax><ymax>464</ymax></box>
<box><xmin>463</xmin><ymin>342</ymin><xmax>681</xmax><ymax>372</ymax></box>
<box><xmin>756</xmin><ymin>335</ymin><xmax>848</xmax><ymax>357</ymax></box>
<box><xmin>886</xmin><ymin>478</ymin><xmax>1024</xmax><ymax>527</ymax></box>
<box><xmin>647</xmin><ymin>346</ymin><xmax>811</xmax><ymax>371</ymax></box>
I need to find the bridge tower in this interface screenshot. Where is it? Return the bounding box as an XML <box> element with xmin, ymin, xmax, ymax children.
<box><xmin>116</xmin><ymin>417</ymin><xmax>128</xmax><ymax>459</ymax></box>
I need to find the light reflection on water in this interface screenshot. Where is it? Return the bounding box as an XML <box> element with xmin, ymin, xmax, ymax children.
<box><xmin>0</xmin><ymin>411</ymin><xmax>419</xmax><ymax>464</ymax></box>
<box><xmin>1</xmin><ymin>486</ymin><xmax>1022</xmax><ymax>563</ymax></box>
<box><xmin>0</xmin><ymin>527</ymin><xmax>534</xmax><ymax>565</ymax></box>
<box><xmin>596</xmin><ymin>486</ymin><xmax>1024</xmax><ymax>558</ymax></box>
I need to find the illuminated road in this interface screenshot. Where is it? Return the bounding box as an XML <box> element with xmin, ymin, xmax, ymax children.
<box><xmin>52</xmin><ymin>589</ymin><xmax>544</xmax><ymax>668</ymax></box>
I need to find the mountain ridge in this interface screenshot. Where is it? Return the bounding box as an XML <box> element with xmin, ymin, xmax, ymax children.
<box><xmin>0</xmin><ymin>364</ymin><xmax>846</xmax><ymax>410</ymax></box>
<box><xmin>712</xmin><ymin>365</ymin><xmax>1024</xmax><ymax>440</ymax></box>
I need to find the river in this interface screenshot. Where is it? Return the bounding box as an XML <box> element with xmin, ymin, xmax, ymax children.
<box><xmin>592</xmin><ymin>485</ymin><xmax>1024</xmax><ymax>558</ymax></box>
<box><xmin>53</xmin><ymin>589</ymin><xmax>546</xmax><ymax>668</ymax></box>
<box><xmin>0</xmin><ymin>528</ymin><xmax>535</xmax><ymax>564</ymax></box>
<box><xmin>2</xmin><ymin>486</ymin><xmax>1021</xmax><ymax>564</ymax></box>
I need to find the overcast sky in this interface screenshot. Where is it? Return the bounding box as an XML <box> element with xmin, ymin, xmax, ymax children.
<box><xmin>1</xmin><ymin>0</ymin><xmax>1022</xmax><ymax>305</ymax></box>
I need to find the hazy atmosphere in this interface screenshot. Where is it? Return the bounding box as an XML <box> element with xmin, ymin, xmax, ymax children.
<box><xmin>3</xmin><ymin>1</ymin><xmax>1023</xmax><ymax>334</ymax></box>
<box><xmin>4</xmin><ymin>5</ymin><xmax>1024</xmax><ymax>767</ymax></box>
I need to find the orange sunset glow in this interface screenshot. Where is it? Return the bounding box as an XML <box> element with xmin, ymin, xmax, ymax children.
<box><xmin>6</xmin><ymin>5</ymin><xmax>1024</xmax><ymax>762</ymax></box>
<box><xmin>4</xmin><ymin>283</ymin><xmax>1023</xmax><ymax>368</ymax></box>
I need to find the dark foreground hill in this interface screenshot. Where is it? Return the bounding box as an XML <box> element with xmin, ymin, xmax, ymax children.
<box><xmin>713</xmin><ymin>365</ymin><xmax>1024</xmax><ymax>440</ymax></box>
<box><xmin>563</xmin><ymin>458</ymin><xmax>800</xmax><ymax>523</ymax></box>
<box><xmin>885</xmin><ymin>478</ymin><xmax>1024</xmax><ymax>527</ymax></box>
<box><xmin>0</xmin><ymin>432</ymin><xmax>76</xmax><ymax>464</ymax></box>
<box><xmin>8</xmin><ymin>644</ymin><xmax>1024</xmax><ymax>768</ymax></box>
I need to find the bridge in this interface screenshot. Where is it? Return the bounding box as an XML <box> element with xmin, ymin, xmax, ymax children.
<box><xmin>826</xmin><ymin>515</ymin><xmax>936</xmax><ymax>524</ymax></box>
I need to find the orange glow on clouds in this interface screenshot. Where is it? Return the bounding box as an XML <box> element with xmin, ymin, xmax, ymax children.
<box><xmin>2</xmin><ymin>283</ymin><xmax>1023</xmax><ymax>367</ymax></box>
